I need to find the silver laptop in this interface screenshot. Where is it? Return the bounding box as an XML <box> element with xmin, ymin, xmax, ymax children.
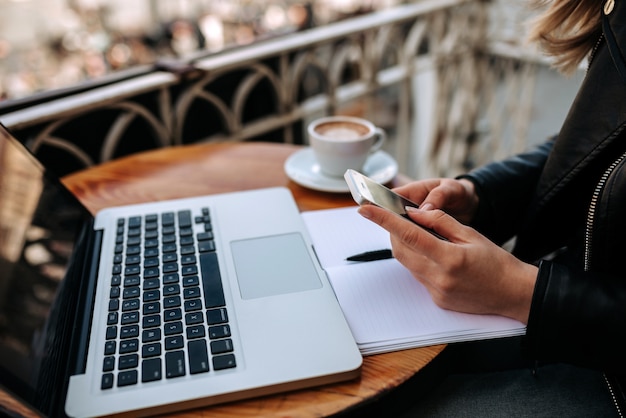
<box><xmin>0</xmin><ymin>122</ymin><xmax>362</xmax><ymax>417</ymax></box>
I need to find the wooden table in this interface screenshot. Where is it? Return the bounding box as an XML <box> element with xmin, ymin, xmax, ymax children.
<box><xmin>61</xmin><ymin>141</ymin><xmax>446</xmax><ymax>417</ymax></box>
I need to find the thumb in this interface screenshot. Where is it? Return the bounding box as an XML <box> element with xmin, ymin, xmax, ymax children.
<box><xmin>404</xmin><ymin>207</ymin><xmax>460</xmax><ymax>241</ymax></box>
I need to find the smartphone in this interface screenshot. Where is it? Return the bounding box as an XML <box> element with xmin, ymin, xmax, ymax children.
<box><xmin>344</xmin><ymin>169</ymin><xmax>447</xmax><ymax>240</ymax></box>
<box><xmin>344</xmin><ymin>169</ymin><xmax>419</xmax><ymax>216</ymax></box>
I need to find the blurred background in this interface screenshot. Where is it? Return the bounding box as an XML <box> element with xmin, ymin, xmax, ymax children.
<box><xmin>0</xmin><ymin>0</ymin><xmax>584</xmax><ymax>180</ymax></box>
<box><xmin>0</xmin><ymin>0</ymin><xmax>569</xmax><ymax>101</ymax></box>
<box><xmin>2</xmin><ymin>0</ymin><xmax>401</xmax><ymax>100</ymax></box>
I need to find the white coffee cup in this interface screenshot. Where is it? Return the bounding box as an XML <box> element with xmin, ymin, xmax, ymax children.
<box><xmin>307</xmin><ymin>116</ymin><xmax>386</xmax><ymax>177</ymax></box>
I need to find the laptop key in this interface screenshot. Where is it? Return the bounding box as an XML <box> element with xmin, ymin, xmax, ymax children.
<box><xmin>182</xmin><ymin>275</ymin><xmax>199</xmax><ymax>287</ymax></box>
<box><xmin>104</xmin><ymin>341</ymin><xmax>116</xmax><ymax>355</ymax></box>
<box><xmin>185</xmin><ymin>311</ymin><xmax>203</xmax><ymax>325</ymax></box>
<box><xmin>105</xmin><ymin>326</ymin><xmax>117</xmax><ymax>340</ymax></box>
<box><xmin>107</xmin><ymin>312</ymin><xmax>118</xmax><ymax>325</ymax></box>
<box><xmin>198</xmin><ymin>240</ymin><xmax>216</xmax><ymax>253</ymax></box>
<box><xmin>142</xmin><ymin>314</ymin><xmax>160</xmax><ymax>328</ymax></box>
<box><xmin>188</xmin><ymin>340</ymin><xmax>209</xmax><ymax>374</ymax></box>
<box><xmin>143</xmin><ymin>301</ymin><xmax>160</xmax><ymax>315</ymax></box>
<box><xmin>181</xmin><ymin>255</ymin><xmax>196</xmax><ymax>265</ymax></box>
<box><xmin>183</xmin><ymin>287</ymin><xmax>201</xmax><ymax>299</ymax></box>
<box><xmin>121</xmin><ymin>311</ymin><xmax>139</xmax><ymax>325</ymax></box>
<box><xmin>206</xmin><ymin>308</ymin><xmax>228</xmax><ymax>325</ymax></box>
<box><xmin>142</xmin><ymin>342</ymin><xmax>161</xmax><ymax>358</ymax></box>
<box><xmin>184</xmin><ymin>299</ymin><xmax>202</xmax><ymax>312</ymax></box>
<box><xmin>123</xmin><ymin>276</ymin><xmax>140</xmax><ymax>287</ymax></box>
<box><xmin>164</xmin><ymin>284</ymin><xmax>180</xmax><ymax>296</ymax></box>
<box><xmin>111</xmin><ymin>275</ymin><xmax>122</xmax><ymax>286</ymax></box>
<box><xmin>164</xmin><ymin>308</ymin><xmax>182</xmax><ymax>322</ymax></box>
<box><xmin>117</xmin><ymin>370</ymin><xmax>138</xmax><ymax>387</ymax></box>
<box><xmin>144</xmin><ymin>247</ymin><xmax>159</xmax><ymax>258</ymax></box>
<box><xmin>162</xmin><ymin>212</ymin><xmax>175</xmax><ymax>226</ymax></box>
<box><xmin>108</xmin><ymin>299</ymin><xmax>119</xmax><ymax>311</ymax></box>
<box><xmin>165</xmin><ymin>351</ymin><xmax>186</xmax><ymax>378</ymax></box>
<box><xmin>122</xmin><ymin>287</ymin><xmax>140</xmax><ymax>299</ymax></box>
<box><xmin>165</xmin><ymin>336</ymin><xmax>184</xmax><ymax>350</ymax></box>
<box><xmin>120</xmin><ymin>325</ymin><xmax>139</xmax><ymax>339</ymax></box>
<box><xmin>180</xmin><ymin>236</ymin><xmax>194</xmax><ymax>246</ymax></box>
<box><xmin>199</xmin><ymin>253</ymin><xmax>225</xmax><ymax>308</ymax></box>
<box><xmin>144</xmin><ymin>257</ymin><xmax>159</xmax><ymax>268</ymax></box>
<box><xmin>124</xmin><ymin>265</ymin><xmax>140</xmax><ymax>276</ymax></box>
<box><xmin>143</xmin><ymin>290</ymin><xmax>160</xmax><ymax>302</ymax></box>
<box><xmin>118</xmin><ymin>354</ymin><xmax>139</xmax><ymax>370</ymax></box>
<box><xmin>180</xmin><ymin>245</ymin><xmax>195</xmax><ymax>255</ymax></box>
<box><xmin>128</xmin><ymin>216</ymin><xmax>142</xmax><ymax>228</ymax></box>
<box><xmin>143</xmin><ymin>278</ymin><xmax>160</xmax><ymax>290</ymax></box>
<box><xmin>109</xmin><ymin>286</ymin><xmax>120</xmax><ymax>298</ymax></box>
<box><xmin>210</xmin><ymin>339</ymin><xmax>234</xmax><ymax>355</ymax></box>
<box><xmin>161</xmin><ymin>251</ymin><xmax>175</xmax><ymax>261</ymax></box>
<box><xmin>213</xmin><ymin>354</ymin><xmax>236</xmax><ymax>371</ymax></box>
<box><xmin>142</xmin><ymin>328</ymin><xmax>161</xmax><ymax>343</ymax></box>
<box><xmin>125</xmin><ymin>255</ymin><xmax>140</xmax><ymax>265</ymax></box>
<box><xmin>164</xmin><ymin>321</ymin><xmax>183</xmax><ymax>336</ymax></box>
<box><xmin>181</xmin><ymin>265</ymin><xmax>198</xmax><ymax>276</ymax></box>
<box><xmin>208</xmin><ymin>324</ymin><xmax>231</xmax><ymax>340</ymax></box>
<box><xmin>103</xmin><ymin>356</ymin><xmax>115</xmax><ymax>372</ymax></box>
<box><xmin>142</xmin><ymin>358</ymin><xmax>162</xmax><ymax>383</ymax></box>
<box><xmin>163</xmin><ymin>273</ymin><xmax>179</xmax><ymax>284</ymax></box>
<box><xmin>163</xmin><ymin>295</ymin><xmax>181</xmax><ymax>308</ymax></box>
<box><xmin>122</xmin><ymin>299</ymin><xmax>140</xmax><ymax>312</ymax></box>
<box><xmin>119</xmin><ymin>339</ymin><xmax>139</xmax><ymax>354</ymax></box>
<box><xmin>197</xmin><ymin>231</ymin><xmax>213</xmax><ymax>241</ymax></box>
<box><xmin>178</xmin><ymin>210</ymin><xmax>192</xmax><ymax>228</ymax></box>
<box><xmin>101</xmin><ymin>373</ymin><xmax>114</xmax><ymax>390</ymax></box>
<box><xmin>186</xmin><ymin>325</ymin><xmax>205</xmax><ymax>339</ymax></box>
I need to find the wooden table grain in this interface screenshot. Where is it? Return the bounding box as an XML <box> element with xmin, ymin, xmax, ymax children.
<box><xmin>59</xmin><ymin>141</ymin><xmax>446</xmax><ymax>417</ymax></box>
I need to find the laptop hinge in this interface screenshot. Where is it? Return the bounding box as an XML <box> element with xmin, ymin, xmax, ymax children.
<box><xmin>71</xmin><ymin>227</ymin><xmax>103</xmax><ymax>375</ymax></box>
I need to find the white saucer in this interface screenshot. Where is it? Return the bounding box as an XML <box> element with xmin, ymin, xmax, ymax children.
<box><xmin>284</xmin><ymin>148</ymin><xmax>398</xmax><ymax>193</ymax></box>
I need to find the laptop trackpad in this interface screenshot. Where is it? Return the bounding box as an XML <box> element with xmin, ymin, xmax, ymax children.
<box><xmin>231</xmin><ymin>233</ymin><xmax>322</xmax><ymax>299</ymax></box>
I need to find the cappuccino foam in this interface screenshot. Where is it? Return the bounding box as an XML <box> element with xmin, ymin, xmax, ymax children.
<box><xmin>314</xmin><ymin>121</ymin><xmax>370</xmax><ymax>140</ymax></box>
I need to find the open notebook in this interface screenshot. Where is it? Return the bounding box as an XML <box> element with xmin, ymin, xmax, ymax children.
<box><xmin>302</xmin><ymin>206</ymin><xmax>526</xmax><ymax>355</ymax></box>
<box><xmin>0</xmin><ymin>122</ymin><xmax>361</xmax><ymax>417</ymax></box>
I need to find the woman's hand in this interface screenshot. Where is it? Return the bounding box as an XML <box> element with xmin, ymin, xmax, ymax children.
<box><xmin>393</xmin><ymin>178</ymin><xmax>479</xmax><ymax>224</ymax></box>
<box><xmin>358</xmin><ymin>204</ymin><xmax>537</xmax><ymax>324</ymax></box>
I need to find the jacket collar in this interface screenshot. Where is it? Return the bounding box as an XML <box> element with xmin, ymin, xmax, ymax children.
<box><xmin>513</xmin><ymin>4</ymin><xmax>626</xmax><ymax>260</ymax></box>
<box><xmin>533</xmin><ymin>5</ymin><xmax>626</xmax><ymax>210</ymax></box>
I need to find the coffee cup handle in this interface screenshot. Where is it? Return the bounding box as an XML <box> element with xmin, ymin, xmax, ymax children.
<box><xmin>370</xmin><ymin>128</ymin><xmax>386</xmax><ymax>154</ymax></box>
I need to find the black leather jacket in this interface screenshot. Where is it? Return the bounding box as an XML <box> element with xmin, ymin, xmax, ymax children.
<box><xmin>462</xmin><ymin>1</ymin><xmax>626</xmax><ymax>411</ymax></box>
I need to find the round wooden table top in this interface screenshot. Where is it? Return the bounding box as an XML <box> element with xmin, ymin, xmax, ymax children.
<box><xmin>61</xmin><ymin>141</ymin><xmax>446</xmax><ymax>418</ymax></box>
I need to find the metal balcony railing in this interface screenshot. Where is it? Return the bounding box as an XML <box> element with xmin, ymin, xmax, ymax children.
<box><xmin>0</xmin><ymin>0</ymin><xmax>578</xmax><ymax>180</ymax></box>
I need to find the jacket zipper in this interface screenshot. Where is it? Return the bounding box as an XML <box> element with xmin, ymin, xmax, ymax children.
<box><xmin>604</xmin><ymin>374</ymin><xmax>624</xmax><ymax>418</ymax></box>
<box><xmin>584</xmin><ymin>151</ymin><xmax>626</xmax><ymax>270</ymax></box>
<box><xmin>584</xmin><ymin>150</ymin><xmax>626</xmax><ymax>418</ymax></box>
<box><xmin>587</xmin><ymin>33</ymin><xmax>605</xmax><ymax>73</ymax></box>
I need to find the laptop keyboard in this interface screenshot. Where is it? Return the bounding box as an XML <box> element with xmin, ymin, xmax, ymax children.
<box><xmin>101</xmin><ymin>208</ymin><xmax>236</xmax><ymax>389</ymax></box>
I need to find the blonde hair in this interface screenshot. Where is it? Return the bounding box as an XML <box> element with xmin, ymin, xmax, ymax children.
<box><xmin>528</xmin><ymin>0</ymin><xmax>604</xmax><ymax>74</ymax></box>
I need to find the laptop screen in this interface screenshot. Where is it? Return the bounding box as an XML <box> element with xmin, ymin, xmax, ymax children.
<box><xmin>0</xmin><ymin>124</ymin><xmax>95</xmax><ymax>415</ymax></box>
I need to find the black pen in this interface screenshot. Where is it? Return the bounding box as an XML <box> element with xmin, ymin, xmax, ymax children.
<box><xmin>346</xmin><ymin>249</ymin><xmax>393</xmax><ymax>262</ymax></box>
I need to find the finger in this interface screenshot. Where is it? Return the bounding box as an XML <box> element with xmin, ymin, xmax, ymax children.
<box><xmin>359</xmin><ymin>204</ymin><xmax>447</xmax><ymax>261</ymax></box>
<box><xmin>392</xmin><ymin>180</ymin><xmax>441</xmax><ymax>205</ymax></box>
<box><xmin>394</xmin><ymin>181</ymin><xmax>455</xmax><ymax>212</ymax></box>
<box><xmin>420</xmin><ymin>180</ymin><xmax>470</xmax><ymax>212</ymax></box>
<box><xmin>389</xmin><ymin>234</ymin><xmax>433</xmax><ymax>276</ymax></box>
<box><xmin>420</xmin><ymin>186</ymin><xmax>452</xmax><ymax>211</ymax></box>
<box><xmin>403</xmin><ymin>207</ymin><xmax>468</xmax><ymax>243</ymax></box>
<box><xmin>357</xmin><ymin>204</ymin><xmax>408</xmax><ymax>234</ymax></box>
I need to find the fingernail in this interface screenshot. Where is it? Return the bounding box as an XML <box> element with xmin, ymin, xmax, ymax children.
<box><xmin>405</xmin><ymin>205</ymin><xmax>421</xmax><ymax>213</ymax></box>
<box><xmin>420</xmin><ymin>203</ymin><xmax>434</xmax><ymax>211</ymax></box>
<box><xmin>358</xmin><ymin>206</ymin><xmax>372</xmax><ymax>219</ymax></box>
